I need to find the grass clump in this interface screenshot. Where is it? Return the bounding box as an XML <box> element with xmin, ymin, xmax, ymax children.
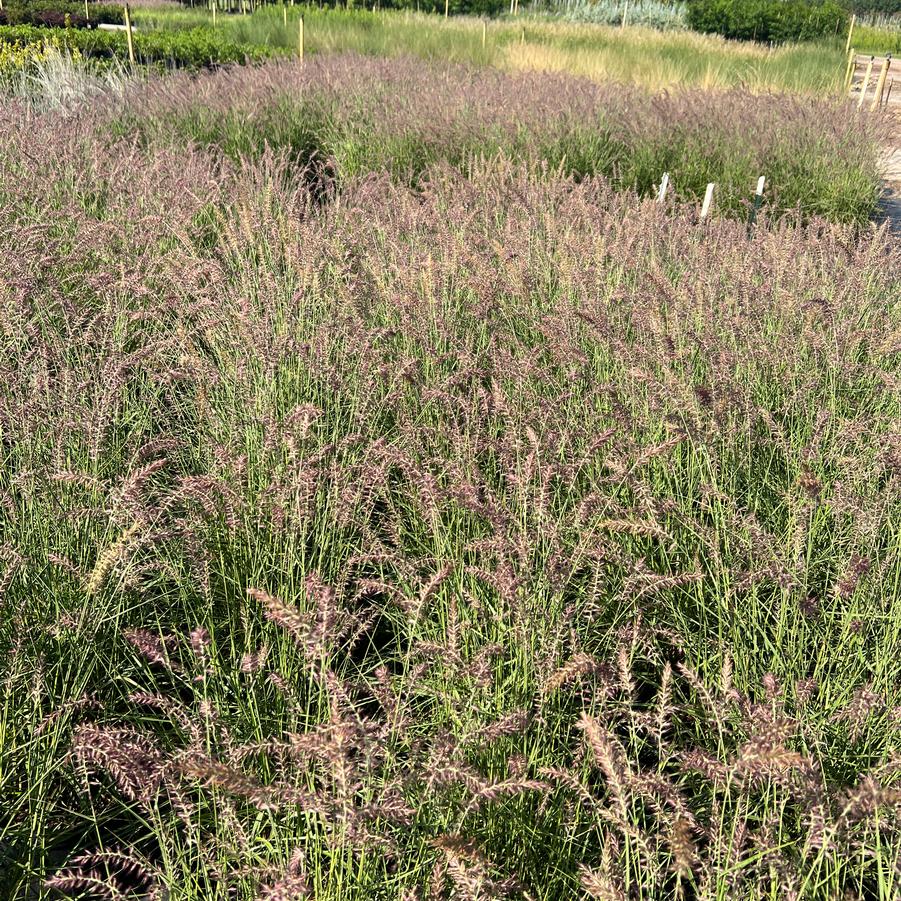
<box><xmin>105</xmin><ymin>56</ymin><xmax>882</xmax><ymax>224</ymax></box>
<box><xmin>1</xmin><ymin>46</ymin><xmax>129</xmax><ymax>107</ymax></box>
<box><xmin>0</xmin><ymin>21</ymin><xmax>276</xmax><ymax>70</ymax></box>
<box><xmin>0</xmin><ymin>28</ymin><xmax>897</xmax><ymax>901</ymax></box>
<box><xmin>0</xmin><ymin>99</ymin><xmax>899</xmax><ymax>898</ymax></box>
<box><xmin>133</xmin><ymin>6</ymin><xmax>850</xmax><ymax>94</ymax></box>
<box><xmin>851</xmin><ymin>20</ymin><xmax>901</xmax><ymax>51</ymax></box>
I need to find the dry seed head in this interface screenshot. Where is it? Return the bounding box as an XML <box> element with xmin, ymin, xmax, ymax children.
<box><xmin>616</xmin><ymin>644</ymin><xmax>634</xmax><ymax>699</ymax></box>
<box><xmin>84</xmin><ymin>521</ymin><xmax>142</xmax><ymax>597</ymax></box>
<box><xmin>720</xmin><ymin>653</ymin><xmax>733</xmax><ymax>696</ymax></box>
<box><xmin>655</xmin><ymin>661</ymin><xmax>674</xmax><ymax>741</ymax></box>
<box><xmin>241</xmin><ymin>644</ymin><xmax>269</xmax><ymax>673</ymax></box>
<box><xmin>669</xmin><ymin>815</ymin><xmax>697</xmax><ymax>879</ymax></box>
<box><xmin>794</xmin><ymin>677</ymin><xmax>818</xmax><ymax>706</ymax></box>
<box><xmin>578</xmin><ymin>865</ymin><xmax>626</xmax><ymax>901</ymax></box>
<box><xmin>798</xmin><ymin>466</ymin><xmax>822</xmax><ymax>499</ymax></box>
<box><xmin>259</xmin><ymin>871</ymin><xmax>311</xmax><ymax>900</ymax></box>
<box><xmin>762</xmin><ymin>672</ymin><xmax>779</xmax><ymax>701</ymax></box>
<box><xmin>180</xmin><ymin>756</ymin><xmax>279</xmax><ymax>810</ymax></box>
<box><xmin>577</xmin><ymin>713</ymin><xmax>629</xmax><ymax>814</ymax></box>
<box><xmin>542</xmin><ymin>652</ymin><xmax>607</xmax><ymax>695</ymax></box>
<box><xmin>123</xmin><ymin>628</ymin><xmax>172</xmax><ymax>670</ymax></box>
<box><xmin>190</xmin><ymin>626</ymin><xmax>211</xmax><ymax>656</ymax></box>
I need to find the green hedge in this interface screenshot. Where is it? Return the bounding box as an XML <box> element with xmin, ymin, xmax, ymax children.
<box><xmin>0</xmin><ymin>3</ymin><xmax>124</xmax><ymax>28</ymax></box>
<box><xmin>686</xmin><ymin>0</ymin><xmax>849</xmax><ymax>42</ymax></box>
<box><xmin>0</xmin><ymin>23</ymin><xmax>277</xmax><ymax>66</ymax></box>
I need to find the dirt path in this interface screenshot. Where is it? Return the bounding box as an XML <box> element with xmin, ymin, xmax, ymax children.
<box><xmin>849</xmin><ymin>54</ymin><xmax>901</xmax><ymax>231</ymax></box>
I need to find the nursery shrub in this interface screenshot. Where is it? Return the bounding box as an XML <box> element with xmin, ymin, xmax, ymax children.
<box><xmin>686</xmin><ymin>0</ymin><xmax>849</xmax><ymax>42</ymax></box>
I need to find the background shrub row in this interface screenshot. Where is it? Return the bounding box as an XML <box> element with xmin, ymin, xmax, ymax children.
<box><xmin>686</xmin><ymin>0</ymin><xmax>849</xmax><ymax>43</ymax></box>
<box><xmin>0</xmin><ymin>2</ymin><xmax>124</xmax><ymax>29</ymax></box>
<box><xmin>0</xmin><ymin>23</ymin><xmax>276</xmax><ymax>66</ymax></box>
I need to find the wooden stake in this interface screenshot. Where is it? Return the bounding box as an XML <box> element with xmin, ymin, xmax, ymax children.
<box><xmin>84</xmin><ymin>0</ymin><xmax>89</xmax><ymax>23</ymax></box>
<box><xmin>870</xmin><ymin>55</ymin><xmax>892</xmax><ymax>112</ymax></box>
<box><xmin>656</xmin><ymin>172</ymin><xmax>669</xmax><ymax>203</ymax></box>
<box><xmin>858</xmin><ymin>56</ymin><xmax>874</xmax><ymax>109</ymax></box>
<box><xmin>283</xmin><ymin>3</ymin><xmax>287</xmax><ymax>26</ymax></box>
<box><xmin>123</xmin><ymin>3</ymin><xmax>135</xmax><ymax>65</ymax></box>
<box><xmin>444</xmin><ymin>0</ymin><xmax>448</xmax><ymax>17</ymax></box>
<box><xmin>481</xmin><ymin>19</ymin><xmax>486</xmax><ymax>49</ymax></box>
<box><xmin>700</xmin><ymin>182</ymin><xmax>715</xmax><ymax>220</ymax></box>
<box><xmin>845</xmin><ymin>13</ymin><xmax>855</xmax><ymax>54</ymax></box>
<box><xmin>621</xmin><ymin>0</ymin><xmax>628</xmax><ymax>29</ymax></box>
<box><xmin>844</xmin><ymin>47</ymin><xmax>855</xmax><ymax>90</ymax></box>
<box><xmin>298</xmin><ymin>15</ymin><xmax>304</xmax><ymax>60</ymax></box>
<box><xmin>212</xmin><ymin>2</ymin><xmax>216</xmax><ymax>25</ymax></box>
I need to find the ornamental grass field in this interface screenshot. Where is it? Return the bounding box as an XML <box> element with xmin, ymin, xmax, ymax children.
<box><xmin>0</xmin><ymin>6</ymin><xmax>854</xmax><ymax>94</ymax></box>
<box><xmin>134</xmin><ymin>7</ymin><xmax>852</xmax><ymax>94</ymax></box>
<box><xmin>0</xmin><ymin>46</ymin><xmax>900</xmax><ymax>901</ymax></box>
<box><xmin>104</xmin><ymin>57</ymin><xmax>883</xmax><ymax>222</ymax></box>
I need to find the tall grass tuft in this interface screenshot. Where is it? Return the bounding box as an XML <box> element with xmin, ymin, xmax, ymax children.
<box><xmin>131</xmin><ymin>6</ymin><xmax>849</xmax><ymax>94</ymax></box>
<box><xmin>93</xmin><ymin>55</ymin><xmax>886</xmax><ymax>224</ymax></box>
<box><xmin>4</xmin><ymin>46</ymin><xmax>130</xmax><ymax>108</ymax></box>
<box><xmin>0</xmin><ymin>53</ymin><xmax>898</xmax><ymax>895</ymax></box>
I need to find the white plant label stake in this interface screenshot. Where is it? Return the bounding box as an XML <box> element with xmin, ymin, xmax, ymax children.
<box><xmin>657</xmin><ymin>172</ymin><xmax>669</xmax><ymax>203</ymax></box>
<box><xmin>700</xmin><ymin>182</ymin><xmax>715</xmax><ymax>220</ymax></box>
<box><xmin>749</xmin><ymin>175</ymin><xmax>765</xmax><ymax>228</ymax></box>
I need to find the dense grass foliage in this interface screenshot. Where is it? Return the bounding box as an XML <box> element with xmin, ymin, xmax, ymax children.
<box><xmin>0</xmin><ymin>3</ymin><xmax>847</xmax><ymax>94</ymax></box>
<box><xmin>0</xmin><ymin>22</ymin><xmax>275</xmax><ymax>67</ymax></box>
<box><xmin>497</xmin><ymin>19</ymin><xmax>847</xmax><ymax>91</ymax></box>
<box><xmin>852</xmin><ymin>20</ymin><xmax>901</xmax><ymax>48</ymax></box>
<box><xmin>105</xmin><ymin>56</ymin><xmax>882</xmax><ymax>223</ymax></box>
<box><xmin>129</xmin><ymin>6</ymin><xmax>849</xmax><ymax>93</ymax></box>
<box><xmin>0</xmin><ymin>57</ymin><xmax>899</xmax><ymax>900</ymax></box>
<box><xmin>687</xmin><ymin>0</ymin><xmax>849</xmax><ymax>42</ymax></box>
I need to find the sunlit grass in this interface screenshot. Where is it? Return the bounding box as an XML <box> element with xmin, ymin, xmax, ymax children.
<box><xmin>132</xmin><ymin>5</ymin><xmax>848</xmax><ymax>94</ymax></box>
<box><xmin>850</xmin><ymin>22</ymin><xmax>901</xmax><ymax>55</ymax></box>
<box><xmin>0</xmin><ymin>13</ymin><xmax>895</xmax><ymax>901</ymax></box>
<box><xmin>500</xmin><ymin>23</ymin><xmax>845</xmax><ymax>92</ymax></box>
